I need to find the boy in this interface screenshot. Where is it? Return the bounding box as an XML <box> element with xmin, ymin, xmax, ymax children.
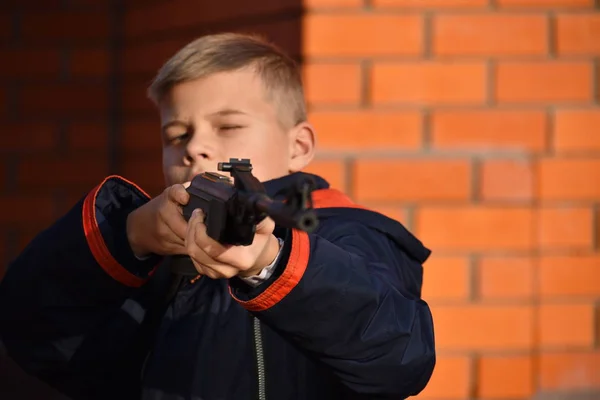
<box><xmin>0</xmin><ymin>33</ymin><xmax>435</xmax><ymax>399</ymax></box>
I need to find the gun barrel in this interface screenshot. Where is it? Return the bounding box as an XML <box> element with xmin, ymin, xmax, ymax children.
<box><xmin>252</xmin><ymin>195</ymin><xmax>319</xmax><ymax>233</ymax></box>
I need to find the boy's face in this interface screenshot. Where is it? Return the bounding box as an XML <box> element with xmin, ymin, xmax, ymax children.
<box><xmin>158</xmin><ymin>68</ymin><xmax>309</xmax><ymax>187</ymax></box>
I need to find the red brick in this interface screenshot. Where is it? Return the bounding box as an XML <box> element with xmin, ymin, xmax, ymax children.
<box><xmin>480</xmin><ymin>159</ymin><xmax>534</xmax><ymax>201</ymax></box>
<box><xmin>557</xmin><ymin>14</ymin><xmax>600</xmax><ymax>55</ymax></box>
<box><xmin>539</xmin><ymin>158</ymin><xmax>600</xmax><ymax>200</ymax></box>
<box><xmin>597</xmin><ymin>214</ymin><xmax>600</xmax><ymax>249</ymax></box>
<box><xmin>0</xmin><ymin>49</ymin><xmax>61</xmax><ymax>78</ymax></box>
<box><xmin>478</xmin><ymin>256</ymin><xmax>535</xmax><ymax>301</ymax></box>
<box><xmin>64</xmin><ymin>0</ymin><xmax>110</xmax><ymax>7</ymax></box>
<box><xmin>121</xmin><ymin>118</ymin><xmax>162</xmax><ymax>151</ymax></box>
<box><xmin>354</xmin><ymin>159</ymin><xmax>471</xmax><ymax>202</ymax></box>
<box><xmin>63</xmin><ymin>189</ymin><xmax>98</xmax><ymax>213</ymax></box>
<box><xmin>54</xmin><ymin>190</ymin><xmax>91</xmax><ymax>218</ymax></box>
<box><xmin>17</xmin><ymin>84</ymin><xmax>108</xmax><ymax>116</ymax></box>
<box><xmin>21</xmin><ymin>12</ymin><xmax>109</xmax><ymax>42</ymax></box>
<box><xmin>304</xmin><ymin>14</ymin><xmax>422</xmax><ymax>57</ymax></box>
<box><xmin>66</xmin><ymin>122</ymin><xmax>108</xmax><ymax>152</ymax></box>
<box><xmin>0</xmin><ymin>195</ymin><xmax>55</xmax><ymax>224</ymax></box>
<box><xmin>16</xmin><ymin>156</ymin><xmax>109</xmax><ymax>189</ymax></box>
<box><xmin>121</xmin><ymin>39</ymin><xmax>189</xmax><ymax>76</ymax></box>
<box><xmin>69</xmin><ymin>48</ymin><xmax>110</xmax><ymax>77</ymax></box>
<box><xmin>0</xmin><ymin>163</ymin><xmax>5</xmax><ymax>192</ymax></box>
<box><xmin>122</xmin><ymin>82</ymin><xmax>156</xmax><ymax>114</ymax></box>
<box><xmin>302</xmin><ymin>159</ymin><xmax>347</xmax><ymax>191</ymax></box>
<box><xmin>433</xmin><ymin>14</ymin><xmax>548</xmax><ymax>56</ymax></box>
<box><xmin>539</xmin><ymin>255</ymin><xmax>600</xmax><ymax>299</ymax></box>
<box><xmin>432</xmin><ymin>304</ymin><xmax>534</xmax><ymax>350</ymax></box>
<box><xmin>598</xmin><ymin>64</ymin><xmax>600</xmax><ymax>103</ymax></box>
<box><xmin>2</xmin><ymin>0</ymin><xmax>61</xmax><ymax>7</ymax></box>
<box><xmin>0</xmin><ymin>14</ymin><xmax>11</xmax><ymax>40</ymax></box>
<box><xmin>539</xmin><ymin>350</ymin><xmax>600</xmax><ymax>390</ymax></box>
<box><xmin>431</xmin><ymin>110</ymin><xmax>547</xmax><ymax>152</ymax></box>
<box><xmin>414</xmin><ymin>207</ymin><xmax>535</xmax><ymax>252</ymax></box>
<box><xmin>554</xmin><ymin>109</ymin><xmax>600</xmax><ymax>153</ymax></box>
<box><xmin>416</xmin><ymin>356</ymin><xmax>472</xmax><ymax>399</ymax></box>
<box><xmin>421</xmin><ymin>256</ymin><xmax>470</xmax><ymax>302</ymax></box>
<box><xmin>124</xmin><ymin>1</ymin><xmax>295</xmax><ymax>38</ymax></box>
<box><xmin>309</xmin><ymin>111</ymin><xmax>422</xmax><ymax>151</ymax></box>
<box><xmin>371</xmin><ymin>62</ymin><xmax>487</xmax><ymax>105</ymax></box>
<box><xmin>304</xmin><ymin>63</ymin><xmax>361</xmax><ymax>106</ymax></box>
<box><xmin>0</xmin><ymin>88</ymin><xmax>6</xmax><ymax>117</ymax></box>
<box><xmin>478</xmin><ymin>356</ymin><xmax>534</xmax><ymax>399</ymax></box>
<box><xmin>498</xmin><ymin>0</ymin><xmax>594</xmax><ymax>7</ymax></box>
<box><xmin>496</xmin><ymin>62</ymin><xmax>592</xmax><ymax>103</ymax></box>
<box><xmin>0</xmin><ymin>122</ymin><xmax>58</xmax><ymax>151</ymax></box>
<box><xmin>538</xmin><ymin>207</ymin><xmax>594</xmax><ymax>249</ymax></box>
<box><xmin>119</xmin><ymin>157</ymin><xmax>170</xmax><ymax>196</ymax></box>
<box><xmin>374</xmin><ymin>0</ymin><xmax>487</xmax><ymax>7</ymax></box>
<box><xmin>305</xmin><ymin>0</ymin><xmax>362</xmax><ymax>7</ymax></box>
<box><xmin>539</xmin><ymin>304</ymin><xmax>595</xmax><ymax>347</ymax></box>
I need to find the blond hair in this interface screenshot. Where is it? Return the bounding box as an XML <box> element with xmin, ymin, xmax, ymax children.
<box><xmin>147</xmin><ymin>32</ymin><xmax>307</xmax><ymax>128</ymax></box>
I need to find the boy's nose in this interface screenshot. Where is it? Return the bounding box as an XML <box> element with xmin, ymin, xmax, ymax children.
<box><xmin>184</xmin><ymin>134</ymin><xmax>213</xmax><ymax>165</ymax></box>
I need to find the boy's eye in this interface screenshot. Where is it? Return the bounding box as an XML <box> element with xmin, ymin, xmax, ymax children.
<box><xmin>166</xmin><ymin>133</ymin><xmax>189</xmax><ymax>144</ymax></box>
<box><xmin>219</xmin><ymin>125</ymin><xmax>243</xmax><ymax>131</ymax></box>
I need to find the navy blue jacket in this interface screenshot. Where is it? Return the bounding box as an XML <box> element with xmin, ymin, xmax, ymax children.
<box><xmin>0</xmin><ymin>172</ymin><xmax>435</xmax><ymax>400</ymax></box>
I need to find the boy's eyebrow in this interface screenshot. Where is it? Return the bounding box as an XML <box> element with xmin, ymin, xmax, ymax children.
<box><xmin>161</xmin><ymin>120</ymin><xmax>188</xmax><ymax>133</ymax></box>
<box><xmin>208</xmin><ymin>108</ymin><xmax>248</xmax><ymax>117</ymax></box>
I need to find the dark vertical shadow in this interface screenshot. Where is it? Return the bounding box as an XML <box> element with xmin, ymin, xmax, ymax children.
<box><xmin>108</xmin><ymin>0</ymin><xmax>124</xmax><ymax>175</ymax></box>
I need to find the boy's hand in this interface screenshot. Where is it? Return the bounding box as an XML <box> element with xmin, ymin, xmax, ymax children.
<box><xmin>186</xmin><ymin>209</ymin><xmax>282</xmax><ymax>279</ymax></box>
<box><xmin>126</xmin><ymin>183</ymin><xmax>191</xmax><ymax>258</ymax></box>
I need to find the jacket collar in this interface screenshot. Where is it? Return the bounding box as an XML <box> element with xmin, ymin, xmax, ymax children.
<box><xmin>263</xmin><ymin>172</ymin><xmax>330</xmax><ymax>200</ymax></box>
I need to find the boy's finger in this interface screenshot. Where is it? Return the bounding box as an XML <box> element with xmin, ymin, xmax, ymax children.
<box><xmin>168</xmin><ymin>184</ymin><xmax>190</xmax><ymax>205</ymax></box>
<box><xmin>170</xmin><ymin>217</ymin><xmax>188</xmax><ymax>240</ymax></box>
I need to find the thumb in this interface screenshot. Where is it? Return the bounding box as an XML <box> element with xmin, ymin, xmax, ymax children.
<box><xmin>168</xmin><ymin>183</ymin><xmax>190</xmax><ymax>205</ymax></box>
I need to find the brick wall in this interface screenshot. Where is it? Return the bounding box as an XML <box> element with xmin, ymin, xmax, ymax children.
<box><xmin>1</xmin><ymin>0</ymin><xmax>599</xmax><ymax>398</ymax></box>
<box><xmin>0</xmin><ymin>1</ymin><xmax>112</xmax><ymax>279</ymax></box>
<box><xmin>0</xmin><ymin>0</ymin><xmax>302</xmax><ymax>277</ymax></box>
<box><xmin>303</xmin><ymin>0</ymin><xmax>600</xmax><ymax>398</ymax></box>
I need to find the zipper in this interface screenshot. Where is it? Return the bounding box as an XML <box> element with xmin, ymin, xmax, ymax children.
<box><xmin>253</xmin><ymin>316</ymin><xmax>267</xmax><ymax>400</ymax></box>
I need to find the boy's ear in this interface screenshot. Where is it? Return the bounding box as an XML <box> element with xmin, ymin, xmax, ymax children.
<box><xmin>288</xmin><ymin>121</ymin><xmax>316</xmax><ymax>173</ymax></box>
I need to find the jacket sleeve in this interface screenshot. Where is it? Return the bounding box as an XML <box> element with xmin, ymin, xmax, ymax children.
<box><xmin>0</xmin><ymin>176</ymin><xmax>163</xmax><ymax>400</ymax></box>
<box><xmin>229</xmin><ymin>218</ymin><xmax>436</xmax><ymax>399</ymax></box>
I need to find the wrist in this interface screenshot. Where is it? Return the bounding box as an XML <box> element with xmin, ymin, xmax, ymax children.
<box><xmin>241</xmin><ymin>234</ymin><xmax>282</xmax><ymax>277</ymax></box>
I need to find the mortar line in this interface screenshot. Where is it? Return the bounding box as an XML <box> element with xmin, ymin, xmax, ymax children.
<box><xmin>360</xmin><ymin>59</ymin><xmax>372</xmax><ymax>109</ymax></box>
<box><xmin>547</xmin><ymin>11</ymin><xmax>556</xmax><ymax>59</ymax></box>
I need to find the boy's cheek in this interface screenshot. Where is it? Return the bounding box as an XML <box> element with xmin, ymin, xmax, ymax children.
<box><xmin>162</xmin><ymin>165</ymin><xmax>190</xmax><ymax>187</ymax></box>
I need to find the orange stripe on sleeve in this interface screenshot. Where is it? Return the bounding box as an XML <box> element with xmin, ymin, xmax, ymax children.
<box><xmin>230</xmin><ymin>187</ymin><xmax>364</xmax><ymax>310</ymax></box>
<box><xmin>82</xmin><ymin>175</ymin><xmax>156</xmax><ymax>288</ymax></box>
<box><xmin>311</xmin><ymin>188</ymin><xmax>365</xmax><ymax>210</ymax></box>
<box><xmin>231</xmin><ymin>229</ymin><xmax>310</xmax><ymax>312</ymax></box>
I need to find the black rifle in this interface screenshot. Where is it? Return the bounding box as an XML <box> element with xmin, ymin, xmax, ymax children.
<box><xmin>168</xmin><ymin>157</ymin><xmax>318</xmax><ymax>277</ymax></box>
<box><xmin>182</xmin><ymin>158</ymin><xmax>319</xmax><ymax>246</ymax></box>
